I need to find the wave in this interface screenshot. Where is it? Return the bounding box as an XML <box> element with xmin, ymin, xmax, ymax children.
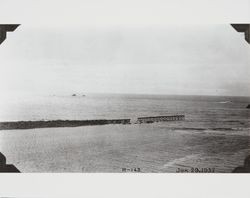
<box><xmin>171</xmin><ymin>127</ymin><xmax>245</xmax><ymax>131</ymax></box>
<box><xmin>163</xmin><ymin>154</ymin><xmax>201</xmax><ymax>168</ymax></box>
<box><xmin>218</xmin><ymin>101</ymin><xmax>232</xmax><ymax>104</ymax></box>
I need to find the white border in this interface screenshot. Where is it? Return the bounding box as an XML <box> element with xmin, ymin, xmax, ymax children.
<box><xmin>0</xmin><ymin>174</ymin><xmax>249</xmax><ymax>198</ymax></box>
<box><xmin>0</xmin><ymin>0</ymin><xmax>250</xmax><ymax>197</ymax></box>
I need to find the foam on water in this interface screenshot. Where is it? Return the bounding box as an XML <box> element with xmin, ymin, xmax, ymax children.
<box><xmin>0</xmin><ymin>94</ymin><xmax>249</xmax><ymax>172</ymax></box>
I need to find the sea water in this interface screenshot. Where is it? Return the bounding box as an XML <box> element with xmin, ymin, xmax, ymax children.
<box><xmin>0</xmin><ymin>94</ymin><xmax>249</xmax><ymax>172</ymax></box>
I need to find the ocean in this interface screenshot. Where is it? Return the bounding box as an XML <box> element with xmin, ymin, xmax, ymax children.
<box><xmin>0</xmin><ymin>94</ymin><xmax>250</xmax><ymax>172</ymax></box>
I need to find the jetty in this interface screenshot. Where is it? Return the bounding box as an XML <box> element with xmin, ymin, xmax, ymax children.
<box><xmin>0</xmin><ymin>119</ymin><xmax>131</xmax><ymax>130</ymax></box>
<box><xmin>0</xmin><ymin>115</ymin><xmax>185</xmax><ymax>130</ymax></box>
<box><xmin>136</xmin><ymin>115</ymin><xmax>185</xmax><ymax>124</ymax></box>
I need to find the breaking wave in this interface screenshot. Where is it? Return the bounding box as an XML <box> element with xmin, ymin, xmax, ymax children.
<box><xmin>218</xmin><ymin>101</ymin><xmax>232</xmax><ymax>104</ymax></box>
<box><xmin>171</xmin><ymin>127</ymin><xmax>245</xmax><ymax>131</ymax></box>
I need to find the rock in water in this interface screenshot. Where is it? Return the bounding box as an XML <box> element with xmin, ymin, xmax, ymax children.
<box><xmin>246</xmin><ymin>104</ymin><xmax>250</xmax><ymax>109</ymax></box>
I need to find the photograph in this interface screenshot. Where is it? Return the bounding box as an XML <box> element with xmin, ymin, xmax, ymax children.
<box><xmin>1</xmin><ymin>23</ymin><xmax>249</xmax><ymax>173</ymax></box>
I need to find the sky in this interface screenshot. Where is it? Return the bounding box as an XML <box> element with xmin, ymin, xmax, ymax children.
<box><xmin>0</xmin><ymin>1</ymin><xmax>250</xmax><ymax>97</ymax></box>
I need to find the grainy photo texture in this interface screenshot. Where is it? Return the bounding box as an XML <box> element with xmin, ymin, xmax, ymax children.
<box><xmin>0</xmin><ymin>24</ymin><xmax>250</xmax><ymax>173</ymax></box>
